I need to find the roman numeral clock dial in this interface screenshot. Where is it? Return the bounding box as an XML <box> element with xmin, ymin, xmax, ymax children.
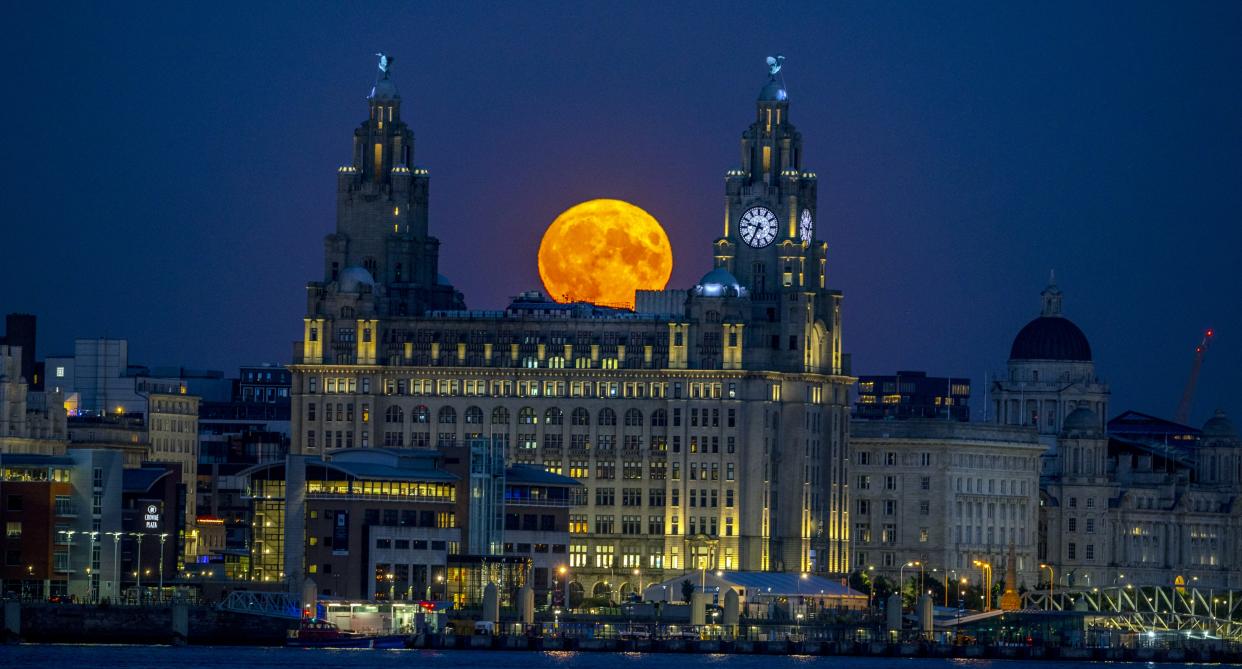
<box><xmin>738</xmin><ymin>206</ymin><xmax>778</xmax><ymax>248</ymax></box>
<box><xmin>799</xmin><ymin>209</ymin><xmax>814</xmax><ymax>243</ymax></box>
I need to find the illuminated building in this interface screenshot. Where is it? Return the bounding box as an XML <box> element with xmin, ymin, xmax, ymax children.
<box><xmin>287</xmin><ymin>58</ymin><xmax>853</xmax><ymax>601</ymax></box>
<box><xmin>242</xmin><ymin>448</ymin><xmax>578</xmax><ymax>602</ymax></box>
<box><xmin>854</xmin><ymin>371</ymin><xmax>971</xmax><ymax>421</ymax></box>
<box><xmin>994</xmin><ymin>279</ymin><xmax>1242</xmax><ymax>588</ymax></box>
<box><xmin>849</xmin><ymin>419</ymin><xmax>1042</xmax><ymax>588</ymax></box>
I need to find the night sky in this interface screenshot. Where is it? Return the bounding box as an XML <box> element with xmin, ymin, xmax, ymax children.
<box><xmin>2</xmin><ymin>2</ymin><xmax>1239</xmax><ymax>425</ymax></box>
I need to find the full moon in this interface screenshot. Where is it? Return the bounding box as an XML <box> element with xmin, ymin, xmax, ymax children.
<box><xmin>538</xmin><ymin>199</ymin><xmax>673</xmax><ymax>309</ymax></box>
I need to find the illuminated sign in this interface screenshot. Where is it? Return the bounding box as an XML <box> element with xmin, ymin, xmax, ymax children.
<box><xmin>144</xmin><ymin>503</ymin><xmax>161</xmax><ymax>529</ymax></box>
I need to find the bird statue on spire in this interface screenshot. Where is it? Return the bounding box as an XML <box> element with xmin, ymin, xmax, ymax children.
<box><xmin>766</xmin><ymin>55</ymin><xmax>785</xmax><ymax>77</ymax></box>
<box><xmin>376</xmin><ymin>52</ymin><xmax>393</xmax><ymax>75</ymax></box>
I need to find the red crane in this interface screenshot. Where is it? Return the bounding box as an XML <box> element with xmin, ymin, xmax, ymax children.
<box><xmin>1174</xmin><ymin>328</ymin><xmax>1215</xmax><ymax>425</ymax></box>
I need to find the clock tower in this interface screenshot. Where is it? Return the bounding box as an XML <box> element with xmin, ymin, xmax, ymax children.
<box><xmin>713</xmin><ymin>60</ymin><xmax>838</xmax><ymax>374</ymax></box>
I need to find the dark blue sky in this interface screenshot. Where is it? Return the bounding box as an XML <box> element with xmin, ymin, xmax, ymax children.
<box><xmin>2</xmin><ymin>2</ymin><xmax>1239</xmax><ymax>426</ymax></box>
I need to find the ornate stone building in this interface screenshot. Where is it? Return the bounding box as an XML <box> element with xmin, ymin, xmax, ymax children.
<box><xmin>995</xmin><ymin>279</ymin><xmax>1242</xmax><ymax>589</ymax></box>
<box><xmin>850</xmin><ymin>419</ymin><xmax>1042</xmax><ymax>590</ymax></box>
<box><xmin>288</xmin><ymin>60</ymin><xmax>853</xmax><ymax>599</ymax></box>
<box><xmin>990</xmin><ymin>276</ymin><xmax>1109</xmax><ymax>472</ymax></box>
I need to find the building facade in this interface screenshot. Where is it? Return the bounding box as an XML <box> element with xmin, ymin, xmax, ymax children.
<box><xmin>855</xmin><ymin>370</ymin><xmax>971</xmax><ymax>421</ymax></box>
<box><xmin>1042</xmin><ymin>409</ymin><xmax>1242</xmax><ymax>589</ymax></box>
<box><xmin>993</xmin><ymin>279</ymin><xmax>1242</xmax><ymax>590</ymax></box>
<box><xmin>990</xmin><ymin>277</ymin><xmax>1109</xmax><ymax>466</ymax></box>
<box><xmin>286</xmin><ymin>59</ymin><xmax>854</xmax><ymax>599</ymax></box>
<box><xmin>0</xmin><ymin>344</ymin><xmax>67</xmax><ymax>456</ymax></box>
<box><xmin>243</xmin><ymin>447</ymin><xmax>577</xmax><ymax>603</ymax></box>
<box><xmin>849</xmin><ymin>419</ymin><xmax>1042</xmax><ymax>589</ymax></box>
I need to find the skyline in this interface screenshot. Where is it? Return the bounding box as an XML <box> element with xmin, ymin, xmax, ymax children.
<box><xmin>2</xmin><ymin>2</ymin><xmax>1239</xmax><ymax>425</ymax></box>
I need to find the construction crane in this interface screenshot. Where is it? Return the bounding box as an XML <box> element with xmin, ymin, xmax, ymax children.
<box><xmin>1174</xmin><ymin>328</ymin><xmax>1215</xmax><ymax>425</ymax></box>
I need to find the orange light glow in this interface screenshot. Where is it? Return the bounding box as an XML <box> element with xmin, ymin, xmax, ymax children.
<box><xmin>537</xmin><ymin>199</ymin><xmax>673</xmax><ymax>310</ymax></box>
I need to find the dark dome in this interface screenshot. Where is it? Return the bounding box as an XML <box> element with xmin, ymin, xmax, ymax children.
<box><xmin>1202</xmin><ymin>410</ymin><xmax>1237</xmax><ymax>441</ymax></box>
<box><xmin>1062</xmin><ymin>407</ymin><xmax>1099</xmax><ymax>434</ymax></box>
<box><xmin>1010</xmin><ymin>317</ymin><xmax>1092</xmax><ymax>362</ymax></box>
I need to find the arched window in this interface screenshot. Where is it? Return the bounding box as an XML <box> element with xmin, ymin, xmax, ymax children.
<box><xmin>491</xmin><ymin>407</ymin><xmax>510</xmax><ymax>425</ymax></box>
<box><xmin>624</xmin><ymin>409</ymin><xmax>643</xmax><ymax>427</ymax></box>
<box><xmin>571</xmin><ymin>408</ymin><xmax>590</xmax><ymax>426</ymax></box>
<box><xmin>651</xmin><ymin>409</ymin><xmax>667</xmax><ymax>427</ymax></box>
<box><xmin>545</xmin><ymin>407</ymin><xmax>563</xmax><ymax>425</ymax></box>
<box><xmin>385</xmin><ymin>406</ymin><xmax>404</xmax><ymax>424</ymax></box>
<box><xmin>518</xmin><ymin>407</ymin><xmax>537</xmax><ymax>425</ymax></box>
<box><xmin>598</xmin><ymin>408</ymin><xmax>616</xmax><ymax>426</ymax></box>
<box><xmin>412</xmin><ymin>405</ymin><xmax>430</xmax><ymax>424</ymax></box>
<box><xmin>464</xmin><ymin>406</ymin><xmax>484</xmax><ymax>425</ymax></box>
<box><xmin>438</xmin><ymin>406</ymin><xmax>456</xmax><ymax>424</ymax></box>
<box><xmin>522</xmin><ymin>357</ymin><xmax>539</xmax><ymax>368</ymax></box>
<box><xmin>548</xmin><ymin>356</ymin><xmax>565</xmax><ymax>369</ymax></box>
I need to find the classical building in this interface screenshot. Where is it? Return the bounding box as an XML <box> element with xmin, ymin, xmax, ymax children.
<box><xmin>287</xmin><ymin>59</ymin><xmax>853</xmax><ymax>599</ymax></box>
<box><xmin>1042</xmin><ymin>408</ymin><xmax>1242</xmax><ymax>589</ymax></box>
<box><xmin>990</xmin><ymin>277</ymin><xmax>1109</xmax><ymax>470</ymax></box>
<box><xmin>849</xmin><ymin>419</ymin><xmax>1042</xmax><ymax>589</ymax></box>
<box><xmin>993</xmin><ymin>279</ymin><xmax>1242</xmax><ymax>589</ymax></box>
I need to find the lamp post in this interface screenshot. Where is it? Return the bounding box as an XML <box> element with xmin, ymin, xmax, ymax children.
<box><xmin>867</xmin><ymin>565</ymin><xmax>876</xmax><ymax>612</ymax></box>
<box><xmin>1040</xmin><ymin>564</ymin><xmax>1054</xmax><ymax>611</ymax></box>
<box><xmin>131</xmin><ymin>533</ymin><xmax>146</xmax><ymax>600</ymax></box>
<box><xmin>972</xmin><ymin>560</ymin><xmax>993</xmax><ymax>612</ymax></box>
<box><xmin>157</xmin><ymin>533</ymin><xmax>169</xmax><ymax>600</ymax></box>
<box><xmin>899</xmin><ymin>561</ymin><xmax>916</xmax><ymax>607</ymax></box>
<box><xmin>85</xmin><ymin>531</ymin><xmax>99</xmax><ymax>602</ymax></box>
<box><xmin>558</xmin><ymin>565</ymin><xmax>569</xmax><ymax>610</ymax></box>
<box><xmin>107</xmin><ymin>531</ymin><xmax>123</xmax><ymax>600</ymax></box>
<box><xmin>58</xmin><ymin>530</ymin><xmax>76</xmax><ymax>599</ymax></box>
<box><xmin>633</xmin><ymin>568</ymin><xmax>643</xmax><ymax>598</ymax></box>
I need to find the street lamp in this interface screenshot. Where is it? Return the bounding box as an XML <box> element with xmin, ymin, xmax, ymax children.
<box><xmin>131</xmin><ymin>533</ymin><xmax>146</xmax><ymax>599</ymax></box>
<box><xmin>633</xmin><ymin>568</ymin><xmax>643</xmax><ymax>597</ymax></box>
<box><xmin>85</xmin><ymin>531</ymin><xmax>99</xmax><ymax>603</ymax></box>
<box><xmin>558</xmin><ymin>565</ymin><xmax>569</xmax><ymax>610</ymax></box>
<box><xmin>106</xmin><ymin>531</ymin><xmax>124</xmax><ymax>600</ymax></box>
<box><xmin>157</xmin><ymin>533</ymin><xmax>169</xmax><ymax>600</ymax></box>
<box><xmin>58</xmin><ymin>530</ymin><xmax>76</xmax><ymax>597</ymax></box>
<box><xmin>1040</xmin><ymin>564</ymin><xmax>1054</xmax><ymax>611</ymax></box>
<box><xmin>899</xmin><ymin>561</ymin><xmax>919</xmax><ymax>607</ymax></box>
<box><xmin>973</xmin><ymin>560</ymin><xmax>993</xmax><ymax>612</ymax></box>
<box><xmin>866</xmin><ymin>565</ymin><xmax>876</xmax><ymax>611</ymax></box>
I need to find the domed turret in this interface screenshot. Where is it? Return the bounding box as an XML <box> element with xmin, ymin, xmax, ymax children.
<box><xmin>758</xmin><ymin>79</ymin><xmax>787</xmax><ymax>102</ymax></box>
<box><xmin>1062</xmin><ymin>407</ymin><xmax>1100</xmax><ymax>435</ymax></box>
<box><xmin>1202</xmin><ymin>409</ymin><xmax>1238</xmax><ymax>442</ymax></box>
<box><xmin>1009</xmin><ymin>273</ymin><xmax>1092</xmax><ymax>362</ymax></box>
<box><xmin>695</xmin><ymin>267</ymin><xmax>748</xmax><ymax>298</ymax></box>
<box><xmin>1010</xmin><ymin>318</ymin><xmax>1093</xmax><ymax>362</ymax></box>
<box><xmin>338</xmin><ymin>266</ymin><xmax>376</xmax><ymax>292</ymax></box>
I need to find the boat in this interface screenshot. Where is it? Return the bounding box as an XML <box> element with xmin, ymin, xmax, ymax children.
<box><xmin>286</xmin><ymin>619</ymin><xmax>407</xmax><ymax>648</ymax></box>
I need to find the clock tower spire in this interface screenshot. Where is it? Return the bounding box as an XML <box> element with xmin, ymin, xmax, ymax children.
<box><xmin>711</xmin><ymin>57</ymin><xmax>838</xmax><ymax>374</ymax></box>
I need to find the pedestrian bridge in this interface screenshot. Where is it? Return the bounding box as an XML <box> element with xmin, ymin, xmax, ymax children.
<box><xmin>1022</xmin><ymin>586</ymin><xmax>1242</xmax><ymax>641</ymax></box>
<box><xmin>217</xmin><ymin>590</ymin><xmax>302</xmax><ymax>619</ymax></box>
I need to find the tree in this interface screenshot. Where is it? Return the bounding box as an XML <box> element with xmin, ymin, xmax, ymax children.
<box><xmin>680</xmin><ymin>579</ymin><xmax>695</xmax><ymax>603</ymax></box>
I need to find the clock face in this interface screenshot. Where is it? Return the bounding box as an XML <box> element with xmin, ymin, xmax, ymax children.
<box><xmin>738</xmin><ymin>206</ymin><xmax>778</xmax><ymax>248</ymax></box>
<box><xmin>799</xmin><ymin>209</ymin><xmax>813</xmax><ymax>243</ymax></box>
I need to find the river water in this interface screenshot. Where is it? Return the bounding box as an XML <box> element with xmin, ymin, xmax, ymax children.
<box><xmin>0</xmin><ymin>646</ymin><xmax>1209</xmax><ymax>669</ymax></box>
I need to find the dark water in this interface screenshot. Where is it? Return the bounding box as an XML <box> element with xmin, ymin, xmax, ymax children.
<box><xmin>0</xmin><ymin>647</ymin><xmax>1214</xmax><ymax>669</ymax></box>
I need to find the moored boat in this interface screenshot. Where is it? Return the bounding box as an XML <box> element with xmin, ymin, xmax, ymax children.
<box><xmin>287</xmin><ymin>619</ymin><xmax>406</xmax><ymax>648</ymax></box>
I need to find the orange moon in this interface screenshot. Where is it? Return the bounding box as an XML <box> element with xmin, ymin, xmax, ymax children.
<box><xmin>538</xmin><ymin>199</ymin><xmax>673</xmax><ymax>309</ymax></box>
